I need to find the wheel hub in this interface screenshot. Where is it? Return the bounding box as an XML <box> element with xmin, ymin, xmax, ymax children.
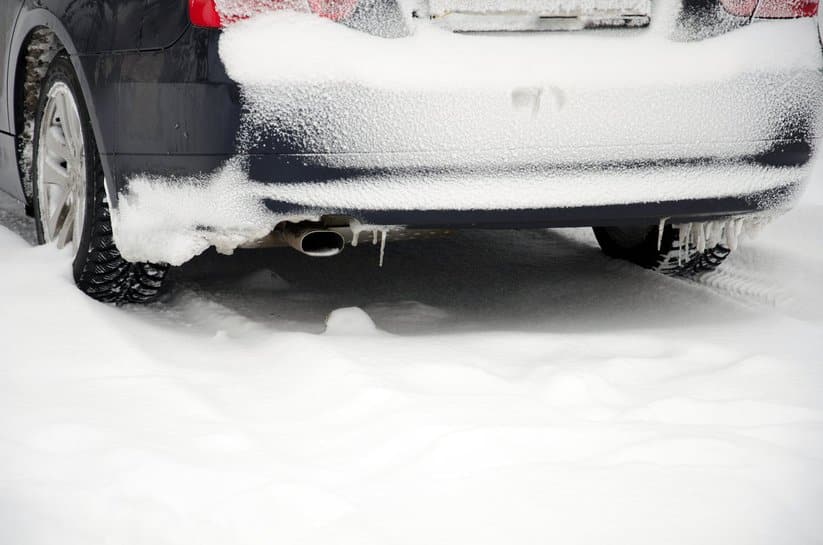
<box><xmin>35</xmin><ymin>82</ymin><xmax>87</xmax><ymax>258</ymax></box>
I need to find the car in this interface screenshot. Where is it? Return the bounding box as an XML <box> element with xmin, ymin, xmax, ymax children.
<box><xmin>1</xmin><ymin>0</ymin><xmax>821</xmax><ymax>303</ymax></box>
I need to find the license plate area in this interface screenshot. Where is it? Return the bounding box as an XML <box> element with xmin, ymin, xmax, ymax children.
<box><xmin>422</xmin><ymin>0</ymin><xmax>651</xmax><ymax>31</ymax></box>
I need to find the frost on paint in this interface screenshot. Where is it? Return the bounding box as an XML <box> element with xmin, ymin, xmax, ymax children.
<box><xmin>215</xmin><ymin>0</ymin><xmax>311</xmax><ymax>20</ymax></box>
<box><xmin>224</xmin><ymin>13</ymin><xmax>820</xmax><ymax>161</ymax></box>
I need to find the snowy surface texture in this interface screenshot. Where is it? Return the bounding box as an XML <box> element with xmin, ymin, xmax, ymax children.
<box><xmin>221</xmin><ymin>11</ymin><xmax>822</xmax><ymax>160</ymax></box>
<box><xmin>220</xmin><ymin>11</ymin><xmax>821</xmax><ymax>89</ymax></box>
<box><xmin>2</xmin><ymin>162</ymin><xmax>823</xmax><ymax>544</ymax></box>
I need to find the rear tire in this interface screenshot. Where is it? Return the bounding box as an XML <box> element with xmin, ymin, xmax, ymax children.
<box><xmin>593</xmin><ymin>223</ymin><xmax>731</xmax><ymax>277</ymax></box>
<box><xmin>31</xmin><ymin>53</ymin><xmax>169</xmax><ymax>303</ymax></box>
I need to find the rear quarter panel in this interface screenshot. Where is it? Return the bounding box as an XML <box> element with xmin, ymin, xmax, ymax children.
<box><xmin>2</xmin><ymin>1</ymin><xmax>191</xmax><ymax>200</ymax></box>
<box><xmin>1</xmin><ymin>2</ymin><xmax>23</xmax><ymax>198</ymax></box>
<box><xmin>1</xmin><ymin>1</ymin><xmax>22</xmax><ymax>133</ymax></box>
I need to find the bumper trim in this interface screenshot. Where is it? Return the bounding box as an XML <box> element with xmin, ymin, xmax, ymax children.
<box><xmin>263</xmin><ymin>185</ymin><xmax>796</xmax><ymax>229</ymax></box>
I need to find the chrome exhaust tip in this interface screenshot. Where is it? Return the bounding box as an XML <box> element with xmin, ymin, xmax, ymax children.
<box><xmin>282</xmin><ymin>223</ymin><xmax>346</xmax><ymax>257</ymax></box>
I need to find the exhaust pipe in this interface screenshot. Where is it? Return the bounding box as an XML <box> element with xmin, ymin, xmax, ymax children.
<box><xmin>281</xmin><ymin>222</ymin><xmax>345</xmax><ymax>257</ymax></box>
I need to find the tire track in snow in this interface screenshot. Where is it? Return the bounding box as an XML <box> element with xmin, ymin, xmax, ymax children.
<box><xmin>690</xmin><ymin>263</ymin><xmax>792</xmax><ymax>308</ymax></box>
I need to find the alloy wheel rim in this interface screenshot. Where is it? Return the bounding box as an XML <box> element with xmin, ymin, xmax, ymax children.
<box><xmin>36</xmin><ymin>81</ymin><xmax>87</xmax><ymax>258</ymax></box>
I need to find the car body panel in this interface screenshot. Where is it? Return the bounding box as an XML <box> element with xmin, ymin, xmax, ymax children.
<box><xmin>0</xmin><ymin>0</ymin><xmax>190</xmax><ymax>199</ymax></box>
<box><xmin>0</xmin><ymin>0</ymin><xmax>22</xmax><ymax>199</ymax></box>
<box><xmin>3</xmin><ymin>6</ymin><xmax>116</xmax><ymax>198</ymax></box>
<box><xmin>19</xmin><ymin>0</ymin><xmax>186</xmax><ymax>54</ymax></box>
<box><xmin>1</xmin><ymin>1</ymin><xmax>22</xmax><ymax>133</ymax></box>
<box><xmin>0</xmin><ymin>132</ymin><xmax>22</xmax><ymax>200</ymax></box>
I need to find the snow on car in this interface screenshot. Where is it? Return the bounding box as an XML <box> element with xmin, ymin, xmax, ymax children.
<box><xmin>0</xmin><ymin>0</ymin><xmax>820</xmax><ymax>300</ymax></box>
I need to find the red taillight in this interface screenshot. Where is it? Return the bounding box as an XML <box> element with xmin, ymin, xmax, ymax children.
<box><xmin>720</xmin><ymin>0</ymin><xmax>759</xmax><ymax>16</ymax></box>
<box><xmin>721</xmin><ymin>0</ymin><xmax>819</xmax><ymax>17</ymax></box>
<box><xmin>307</xmin><ymin>0</ymin><xmax>360</xmax><ymax>21</ymax></box>
<box><xmin>189</xmin><ymin>0</ymin><xmax>360</xmax><ymax>28</ymax></box>
<box><xmin>189</xmin><ymin>0</ymin><xmax>223</xmax><ymax>28</ymax></box>
<box><xmin>753</xmin><ymin>0</ymin><xmax>818</xmax><ymax>17</ymax></box>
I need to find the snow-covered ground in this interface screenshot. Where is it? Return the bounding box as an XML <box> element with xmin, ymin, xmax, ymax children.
<box><xmin>1</xmin><ymin>166</ymin><xmax>823</xmax><ymax>544</ymax></box>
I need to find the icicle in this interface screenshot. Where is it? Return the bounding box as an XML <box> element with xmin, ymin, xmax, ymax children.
<box><xmin>379</xmin><ymin>230</ymin><xmax>388</xmax><ymax>267</ymax></box>
<box><xmin>704</xmin><ymin>221</ymin><xmax>714</xmax><ymax>248</ymax></box>
<box><xmin>350</xmin><ymin>221</ymin><xmax>362</xmax><ymax>247</ymax></box>
<box><xmin>713</xmin><ymin>221</ymin><xmax>722</xmax><ymax>248</ymax></box>
<box><xmin>712</xmin><ymin>221</ymin><xmax>724</xmax><ymax>247</ymax></box>
<box><xmin>745</xmin><ymin>214</ymin><xmax>771</xmax><ymax>240</ymax></box>
<box><xmin>726</xmin><ymin>218</ymin><xmax>744</xmax><ymax>250</ymax></box>
<box><xmin>696</xmin><ymin>223</ymin><xmax>706</xmax><ymax>253</ymax></box>
<box><xmin>348</xmin><ymin>222</ymin><xmax>403</xmax><ymax>255</ymax></box>
<box><xmin>726</xmin><ymin>218</ymin><xmax>740</xmax><ymax>251</ymax></box>
<box><xmin>677</xmin><ymin>223</ymin><xmax>691</xmax><ymax>265</ymax></box>
<box><xmin>735</xmin><ymin>217</ymin><xmax>745</xmax><ymax>239</ymax></box>
<box><xmin>657</xmin><ymin>217</ymin><xmax>669</xmax><ymax>252</ymax></box>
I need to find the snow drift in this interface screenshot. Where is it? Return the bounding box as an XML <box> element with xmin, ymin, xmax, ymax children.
<box><xmin>3</xmin><ymin>186</ymin><xmax>823</xmax><ymax>544</ymax></box>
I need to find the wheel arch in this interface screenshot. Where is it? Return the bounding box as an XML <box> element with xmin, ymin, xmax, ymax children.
<box><xmin>8</xmin><ymin>9</ymin><xmax>116</xmax><ymax>205</ymax></box>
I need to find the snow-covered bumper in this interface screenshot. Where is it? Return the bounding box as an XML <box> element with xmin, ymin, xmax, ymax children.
<box><xmin>115</xmin><ymin>158</ymin><xmax>812</xmax><ymax>265</ymax></box>
<box><xmin>109</xmin><ymin>13</ymin><xmax>823</xmax><ymax>182</ymax></box>
<box><xmin>222</xmin><ymin>14</ymin><xmax>823</xmax><ymax>169</ymax></box>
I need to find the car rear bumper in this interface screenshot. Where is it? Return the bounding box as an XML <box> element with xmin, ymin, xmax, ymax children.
<box><xmin>112</xmin><ymin>154</ymin><xmax>813</xmax><ymax>265</ymax></box>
